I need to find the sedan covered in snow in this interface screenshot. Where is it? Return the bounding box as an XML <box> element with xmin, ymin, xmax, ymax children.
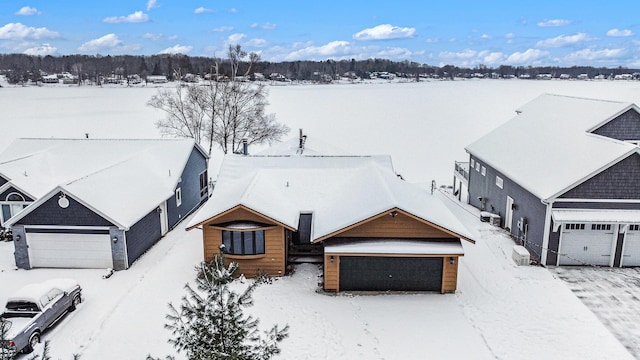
<box><xmin>0</xmin><ymin>278</ymin><xmax>82</xmax><ymax>355</ymax></box>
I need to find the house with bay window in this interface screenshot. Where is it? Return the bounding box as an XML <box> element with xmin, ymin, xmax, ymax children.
<box><xmin>461</xmin><ymin>94</ymin><xmax>640</xmax><ymax>267</ymax></box>
<box><xmin>187</xmin><ymin>135</ymin><xmax>475</xmax><ymax>293</ymax></box>
<box><xmin>1</xmin><ymin>138</ymin><xmax>209</xmax><ymax>270</ymax></box>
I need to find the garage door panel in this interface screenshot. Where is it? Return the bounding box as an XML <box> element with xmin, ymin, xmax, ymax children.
<box><xmin>559</xmin><ymin>230</ymin><xmax>613</xmax><ymax>266</ymax></box>
<box><xmin>339</xmin><ymin>256</ymin><xmax>442</xmax><ymax>291</ymax></box>
<box><xmin>622</xmin><ymin>232</ymin><xmax>640</xmax><ymax>267</ymax></box>
<box><xmin>27</xmin><ymin>232</ymin><xmax>113</xmax><ymax>269</ymax></box>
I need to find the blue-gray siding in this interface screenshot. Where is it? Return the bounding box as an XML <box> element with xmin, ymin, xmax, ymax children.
<box><xmin>468</xmin><ymin>155</ymin><xmax>547</xmax><ymax>261</ymax></box>
<box><xmin>125</xmin><ymin>208</ymin><xmax>162</xmax><ymax>266</ymax></box>
<box><xmin>592</xmin><ymin>109</ymin><xmax>640</xmax><ymax>141</ymax></box>
<box><xmin>167</xmin><ymin>147</ymin><xmax>208</xmax><ymax>228</ymax></box>
<box><xmin>15</xmin><ymin>192</ymin><xmax>114</xmax><ymax>227</ymax></box>
<box><xmin>0</xmin><ymin>186</ymin><xmax>34</xmax><ymax>202</ymax></box>
<box><xmin>560</xmin><ymin>153</ymin><xmax>640</xmax><ymax>199</ymax></box>
<box><xmin>0</xmin><ymin>176</ymin><xmax>8</xmax><ymax>187</ymax></box>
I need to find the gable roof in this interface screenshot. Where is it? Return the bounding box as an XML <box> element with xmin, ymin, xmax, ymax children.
<box><xmin>465</xmin><ymin>94</ymin><xmax>640</xmax><ymax>200</ymax></box>
<box><xmin>2</xmin><ymin>138</ymin><xmax>207</xmax><ymax>229</ymax></box>
<box><xmin>187</xmin><ymin>154</ymin><xmax>475</xmax><ymax>242</ymax></box>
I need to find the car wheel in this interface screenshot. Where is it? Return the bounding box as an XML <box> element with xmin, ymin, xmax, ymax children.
<box><xmin>24</xmin><ymin>332</ymin><xmax>40</xmax><ymax>353</ymax></box>
<box><xmin>69</xmin><ymin>294</ymin><xmax>82</xmax><ymax>311</ymax></box>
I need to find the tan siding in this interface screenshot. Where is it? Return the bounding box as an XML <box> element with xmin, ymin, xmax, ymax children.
<box><xmin>337</xmin><ymin>212</ymin><xmax>455</xmax><ymax>239</ymax></box>
<box><xmin>202</xmin><ymin>208</ymin><xmax>286</xmax><ymax>277</ymax></box>
<box><xmin>324</xmin><ymin>254</ymin><xmax>339</xmax><ymax>291</ymax></box>
<box><xmin>441</xmin><ymin>256</ymin><xmax>459</xmax><ymax>293</ymax></box>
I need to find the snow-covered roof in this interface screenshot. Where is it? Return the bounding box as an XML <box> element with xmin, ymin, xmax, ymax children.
<box><xmin>2</xmin><ymin>138</ymin><xmax>206</xmax><ymax>229</ymax></box>
<box><xmin>325</xmin><ymin>239</ymin><xmax>464</xmax><ymax>255</ymax></box>
<box><xmin>256</xmin><ymin>135</ymin><xmax>351</xmax><ymax>156</ymax></box>
<box><xmin>552</xmin><ymin>209</ymin><xmax>640</xmax><ymax>224</ymax></box>
<box><xmin>188</xmin><ymin>154</ymin><xmax>475</xmax><ymax>242</ymax></box>
<box><xmin>466</xmin><ymin>94</ymin><xmax>640</xmax><ymax>200</ymax></box>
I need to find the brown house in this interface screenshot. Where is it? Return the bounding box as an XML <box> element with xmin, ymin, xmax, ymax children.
<box><xmin>187</xmin><ymin>145</ymin><xmax>475</xmax><ymax>293</ymax></box>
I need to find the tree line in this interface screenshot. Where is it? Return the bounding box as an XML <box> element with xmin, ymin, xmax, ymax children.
<box><xmin>0</xmin><ymin>53</ymin><xmax>638</xmax><ymax>84</ymax></box>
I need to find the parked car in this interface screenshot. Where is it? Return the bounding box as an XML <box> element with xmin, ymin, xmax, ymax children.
<box><xmin>0</xmin><ymin>279</ymin><xmax>82</xmax><ymax>355</ymax></box>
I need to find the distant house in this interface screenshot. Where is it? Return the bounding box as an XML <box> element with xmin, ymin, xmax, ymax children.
<box><xmin>2</xmin><ymin>138</ymin><xmax>209</xmax><ymax>270</ymax></box>
<box><xmin>147</xmin><ymin>75</ymin><xmax>168</xmax><ymax>84</ymax></box>
<box><xmin>460</xmin><ymin>94</ymin><xmax>640</xmax><ymax>267</ymax></box>
<box><xmin>187</xmin><ymin>134</ymin><xmax>474</xmax><ymax>293</ymax></box>
<box><xmin>41</xmin><ymin>75</ymin><xmax>59</xmax><ymax>84</ymax></box>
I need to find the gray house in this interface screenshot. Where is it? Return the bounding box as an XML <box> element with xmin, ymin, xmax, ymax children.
<box><xmin>1</xmin><ymin>138</ymin><xmax>209</xmax><ymax>270</ymax></box>
<box><xmin>459</xmin><ymin>94</ymin><xmax>640</xmax><ymax>267</ymax></box>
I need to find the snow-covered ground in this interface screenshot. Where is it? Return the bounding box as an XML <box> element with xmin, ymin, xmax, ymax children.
<box><xmin>1</xmin><ymin>79</ymin><xmax>640</xmax><ymax>359</ymax></box>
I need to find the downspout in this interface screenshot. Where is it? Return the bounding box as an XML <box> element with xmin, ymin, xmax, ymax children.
<box><xmin>541</xmin><ymin>199</ymin><xmax>554</xmax><ymax>265</ymax></box>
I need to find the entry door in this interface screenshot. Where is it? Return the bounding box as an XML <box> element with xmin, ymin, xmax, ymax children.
<box><xmin>159</xmin><ymin>201</ymin><xmax>168</xmax><ymax>236</ymax></box>
<box><xmin>505</xmin><ymin>196</ymin><xmax>514</xmax><ymax>231</ymax></box>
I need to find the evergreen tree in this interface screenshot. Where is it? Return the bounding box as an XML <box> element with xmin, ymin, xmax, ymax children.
<box><xmin>163</xmin><ymin>252</ymin><xmax>289</xmax><ymax>360</ymax></box>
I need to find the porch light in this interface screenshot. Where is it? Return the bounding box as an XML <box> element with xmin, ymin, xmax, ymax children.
<box><xmin>112</xmin><ymin>236</ymin><xmax>118</xmax><ymax>243</ymax></box>
<box><xmin>330</xmin><ymin>255</ymin><xmax>335</xmax><ymax>263</ymax></box>
<box><xmin>449</xmin><ymin>257</ymin><xmax>455</xmax><ymax>265</ymax></box>
<box><xmin>15</xmin><ymin>234</ymin><xmax>21</xmax><ymax>241</ymax></box>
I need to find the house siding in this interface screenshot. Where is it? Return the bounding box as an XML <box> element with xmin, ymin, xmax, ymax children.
<box><xmin>14</xmin><ymin>192</ymin><xmax>114</xmax><ymax>227</ymax></box>
<box><xmin>560</xmin><ymin>153</ymin><xmax>640</xmax><ymax>200</ymax></box>
<box><xmin>592</xmin><ymin>109</ymin><xmax>640</xmax><ymax>141</ymax></box>
<box><xmin>468</xmin><ymin>155</ymin><xmax>547</xmax><ymax>261</ymax></box>
<box><xmin>0</xmin><ymin>186</ymin><xmax>34</xmax><ymax>202</ymax></box>
<box><xmin>125</xmin><ymin>208</ymin><xmax>162</xmax><ymax>266</ymax></box>
<box><xmin>167</xmin><ymin>147</ymin><xmax>208</xmax><ymax>229</ymax></box>
<box><xmin>202</xmin><ymin>207</ymin><xmax>286</xmax><ymax>277</ymax></box>
<box><xmin>335</xmin><ymin>211</ymin><xmax>456</xmax><ymax>239</ymax></box>
<box><xmin>0</xmin><ymin>176</ymin><xmax>7</xmax><ymax>187</ymax></box>
<box><xmin>12</xmin><ymin>225</ymin><xmax>29</xmax><ymax>268</ymax></box>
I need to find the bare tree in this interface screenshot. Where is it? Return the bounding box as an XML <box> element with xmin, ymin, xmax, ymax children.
<box><xmin>149</xmin><ymin>45</ymin><xmax>289</xmax><ymax>155</ymax></box>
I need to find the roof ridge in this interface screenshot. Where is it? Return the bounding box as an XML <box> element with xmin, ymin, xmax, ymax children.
<box><xmin>544</xmin><ymin>93</ymin><xmax>627</xmax><ymax>104</ymax></box>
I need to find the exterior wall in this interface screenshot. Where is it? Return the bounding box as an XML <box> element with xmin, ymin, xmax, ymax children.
<box><xmin>167</xmin><ymin>147</ymin><xmax>208</xmax><ymax>229</ymax></box>
<box><xmin>0</xmin><ymin>186</ymin><xmax>34</xmax><ymax>201</ymax></box>
<box><xmin>202</xmin><ymin>207</ymin><xmax>286</xmax><ymax>277</ymax></box>
<box><xmin>12</xmin><ymin>225</ymin><xmax>29</xmax><ymax>269</ymax></box>
<box><xmin>15</xmin><ymin>192</ymin><xmax>114</xmax><ymax>227</ymax></box>
<box><xmin>125</xmin><ymin>208</ymin><xmax>162</xmax><ymax>266</ymax></box>
<box><xmin>468</xmin><ymin>155</ymin><xmax>547</xmax><ymax>260</ymax></box>
<box><xmin>592</xmin><ymin>109</ymin><xmax>640</xmax><ymax>141</ymax></box>
<box><xmin>0</xmin><ymin>175</ymin><xmax>7</xmax><ymax>187</ymax></box>
<box><xmin>560</xmin><ymin>153</ymin><xmax>640</xmax><ymax>200</ymax></box>
<box><xmin>335</xmin><ymin>211</ymin><xmax>455</xmax><ymax>239</ymax></box>
<box><xmin>109</xmin><ymin>228</ymin><xmax>127</xmax><ymax>270</ymax></box>
<box><xmin>324</xmin><ymin>254</ymin><xmax>339</xmax><ymax>291</ymax></box>
<box><xmin>441</xmin><ymin>257</ymin><xmax>459</xmax><ymax>293</ymax></box>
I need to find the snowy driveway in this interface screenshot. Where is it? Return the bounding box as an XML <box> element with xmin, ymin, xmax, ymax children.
<box><xmin>551</xmin><ymin>266</ymin><xmax>640</xmax><ymax>358</ymax></box>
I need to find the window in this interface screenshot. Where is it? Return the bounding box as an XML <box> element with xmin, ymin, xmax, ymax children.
<box><xmin>222</xmin><ymin>229</ymin><xmax>265</xmax><ymax>256</ymax></box>
<box><xmin>176</xmin><ymin>188</ymin><xmax>182</xmax><ymax>207</ymax></box>
<box><xmin>6</xmin><ymin>192</ymin><xmax>25</xmax><ymax>202</ymax></box>
<box><xmin>630</xmin><ymin>224</ymin><xmax>640</xmax><ymax>231</ymax></box>
<box><xmin>481</xmin><ymin>166</ymin><xmax>486</xmax><ymax>176</ymax></box>
<box><xmin>475</xmin><ymin>162</ymin><xmax>480</xmax><ymax>172</ymax></box>
<box><xmin>470</xmin><ymin>159</ymin><xmax>475</xmax><ymax>168</ymax></box>
<box><xmin>495</xmin><ymin>176</ymin><xmax>504</xmax><ymax>189</ymax></box>
<box><xmin>565</xmin><ymin>223</ymin><xmax>585</xmax><ymax>230</ymax></box>
<box><xmin>591</xmin><ymin>223</ymin><xmax>612</xmax><ymax>231</ymax></box>
<box><xmin>199</xmin><ymin>170</ymin><xmax>208</xmax><ymax>198</ymax></box>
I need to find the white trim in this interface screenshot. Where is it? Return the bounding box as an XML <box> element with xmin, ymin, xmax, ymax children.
<box><xmin>24</xmin><ymin>225</ymin><xmax>112</xmax><ymax>230</ymax></box>
<box><xmin>122</xmin><ymin>232</ymin><xmax>129</xmax><ymax>270</ymax></box>
<box><xmin>505</xmin><ymin>196</ymin><xmax>514</xmax><ymax>230</ymax></box>
<box><xmin>176</xmin><ymin>187</ymin><xmax>182</xmax><ymax>207</ymax></box>
<box><xmin>610</xmin><ymin>225</ymin><xmax>619</xmax><ymax>267</ymax></box>
<box><xmin>541</xmin><ymin>200</ymin><xmax>553</xmax><ymax>265</ymax></box>
<box><xmin>495</xmin><ymin>176</ymin><xmax>504</xmax><ymax>189</ymax></box>
<box><xmin>556</xmin><ymin>222</ymin><xmax>565</xmax><ymax>266</ymax></box>
<box><xmin>554</xmin><ymin>198</ymin><xmax>640</xmax><ymax>203</ymax></box>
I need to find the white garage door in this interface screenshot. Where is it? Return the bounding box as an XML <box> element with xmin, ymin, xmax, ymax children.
<box><xmin>27</xmin><ymin>230</ymin><xmax>113</xmax><ymax>268</ymax></box>
<box><xmin>559</xmin><ymin>223</ymin><xmax>614</xmax><ymax>266</ymax></box>
<box><xmin>622</xmin><ymin>225</ymin><xmax>640</xmax><ymax>267</ymax></box>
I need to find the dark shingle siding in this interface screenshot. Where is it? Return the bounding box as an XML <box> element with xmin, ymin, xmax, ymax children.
<box><xmin>592</xmin><ymin>109</ymin><xmax>640</xmax><ymax>141</ymax></box>
<box><xmin>167</xmin><ymin>147</ymin><xmax>208</xmax><ymax>228</ymax></box>
<box><xmin>0</xmin><ymin>187</ymin><xmax>34</xmax><ymax>202</ymax></box>
<box><xmin>560</xmin><ymin>153</ymin><xmax>640</xmax><ymax>199</ymax></box>
<box><xmin>16</xmin><ymin>192</ymin><xmax>114</xmax><ymax>226</ymax></box>
<box><xmin>125</xmin><ymin>208</ymin><xmax>161</xmax><ymax>266</ymax></box>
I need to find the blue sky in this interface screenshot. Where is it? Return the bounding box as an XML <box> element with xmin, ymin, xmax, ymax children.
<box><xmin>1</xmin><ymin>0</ymin><xmax>639</xmax><ymax>67</ymax></box>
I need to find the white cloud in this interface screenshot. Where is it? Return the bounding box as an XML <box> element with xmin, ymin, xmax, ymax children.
<box><xmin>23</xmin><ymin>43</ymin><xmax>56</xmax><ymax>55</ymax></box>
<box><xmin>194</xmin><ymin>7</ymin><xmax>214</xmax><ymax>14</ymax></box>
<box><xmin>143</xmin><ymin>33</ymin><xmax>177</xmax><ymax>41</ymax></box>
<box><xmin>212</xmin><ymin>26</ymin><xmax>233</xmax><ymax>32</ymax></box>
<box><xmin>103</xmin><ymin>11</ymin><xmax>149</xmax><ymax>24</ymax></box>
<box><xmin>16</xmin><ymin>6</ymin><xmax>40</xmax><ymax>16</ymax></box>
<box><xmin>229</xmin><ymin>8</ymin><xmax>238</xmax><ymax>13</ymax></box>
<box><xmin>78</xmin><ymin>33</ymin><xmax>140</xmax><ymax>53</ymax></box>
<box><xmin>285</xmin><ymin>41</ymin><xmax>352</xmax><ymax>60</ymax></box>
<box><xmin>536</xmin><ymin>32</ymin><xmax>590</xmax><ymax>48</ymax></box>
<box><xmin>245</xmin><ymin>38</ymin><xmax>267</xmax><ymax>47</ymax></box>
<box><xmin>506</xmin><ymin>48</ymin><xmax>549</xmax><ymax>64</ymax></box>
<box><xmin>227</xmin><ymin>33</ymin><xmax>246</xmax><ymax>44</ymax></box>
<box><xmin>375</xmin><ymin>47</ymin><xmax>413</xmax><ymax>59</ymax></box>
<box><xmin>480</xmin><ymin>34</ymin><xmax>491</xmax><ymax>39</ymax></box>
<box><xmin>146</xmin><ymin>0</ymin><xmax>159</xmax><ymax>11</ymax></box>
<box><xmin>505</xmin><ymin>33</ymin><xmax>516</xmax><ymax>39</ymax></box>
<box><xmin>353</xmin><ymin>24</ymin><xmax>416</xmax><ymax>41</ymax></box>
<box><xmin>565</xmin><ymin>48</ymin><xmax>626</xmax><ymax>61</ymax></box>
<box><xmin>251</xmin><ymin>22</ymin><xmax>276</xmax><ymax>30</ymax></box>
<box><xmin>158</xmin><ymin>44</ymin><xmax>192</xmax><ymax>54</ymax></box>
<box><xmin>607</xmin><ymin>28</ymin><xmax>634</xmax><ymax>37</ymax></box>
<box><xmin>425</xmin><ymin>38</ymin><xmax>439</xmax><ymax>43</ymax></box>
<box><xmin>0</xmin><ymin>23</ymin><xmax>59</xmax><ymax>40</ymax></box>
<box><xmin>537</xmin><ymin>19</ymin><xmax>571</xmax><ymax>27</ymax></box>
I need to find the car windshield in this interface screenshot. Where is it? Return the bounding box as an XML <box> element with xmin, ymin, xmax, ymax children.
<box><xmin>5</xmin><ymin>301</ymin><xmax>39</xmax><ymax>312</ymax></box>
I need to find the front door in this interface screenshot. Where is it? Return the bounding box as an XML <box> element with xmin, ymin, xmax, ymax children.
<box><xmin>505</xmin><ymin>196</ymin><xmax>514</xmax><ymax>231</ymax></box>
<box><xmin>159</xmin><ymin>201</ymin><xmax>168</xmax><ymax>236</ymax></box>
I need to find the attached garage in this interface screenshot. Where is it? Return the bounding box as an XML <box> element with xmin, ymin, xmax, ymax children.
<box><xmin>26</xmin><ymin>228</ymin><xmax>114</xmax><ymax>268</ymax></box>
<box><xmin>324</xmin><ymin>240</ymin><xmax>464</xmax><ymax>293</ymax></box>
<box><xmin>558</xmin><ymin>223</ymin><xmax>615</xmax><ymax>266</ymax></box>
